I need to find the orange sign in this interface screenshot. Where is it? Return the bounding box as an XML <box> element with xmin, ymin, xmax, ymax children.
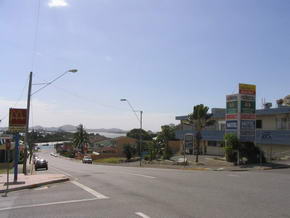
<box><xmin>239</xmin><ymin>83</ymin><xmax>256</xmax><ymax>95</ymax></box>
<box><xmin>241</xmin><ymin>114</ymin><xmax>256</xmax><ymax>120</ymax></box>
<box><xmin>9</xmin><ymin>108</ymin><xmax>27</xmax><ymax>132</ymax></box>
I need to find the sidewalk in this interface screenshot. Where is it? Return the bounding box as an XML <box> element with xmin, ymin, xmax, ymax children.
<box><xmin>0</xmin><ymin>173</ymin><xmax>69</xmax><ymax>193</ymax></box>
<box><xmin>0</xmin><ymin>160</ymin><xmax>69</xmax><ymax>193</ymax></box>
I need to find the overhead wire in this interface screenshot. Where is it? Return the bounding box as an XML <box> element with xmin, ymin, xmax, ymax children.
<box><xmin>0</xmin><ymin>77</ymin><xmax>29</xmax><ymax>123</ymax></box>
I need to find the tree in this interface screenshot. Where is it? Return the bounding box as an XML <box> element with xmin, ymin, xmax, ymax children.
<box><xmin>224</xmin><ymin>133</ymin><xmax>239</xmax><ymax>162</ymax></box>
<box><xmin>187</xmin><ymin>104</ymin><xmax>215</xmax><ymax>163</ymax></box>
<box><xmin>123</xmin><ymin>144</ymin><xmax>136</xmax><ymax>161</ymax></box>
<box><xmin>73</xmin><ymin>124</ymin><xmax>89</xmax><ymax>154</ymax></box>
<box><xmin>156</xmin><ymin>125</ymin><xmax>176</xmax><ymax>159</ymax></box>
<box><xmin>127</xmin><ymin>129</ymin><xmax>153</xmax><ymax>141</ymax></box>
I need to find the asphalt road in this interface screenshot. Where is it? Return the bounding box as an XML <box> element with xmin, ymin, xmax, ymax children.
<box><xmin>0</xmin><ymin>148</ymin><xmax>290</xmax><ymax>218</ymax></box>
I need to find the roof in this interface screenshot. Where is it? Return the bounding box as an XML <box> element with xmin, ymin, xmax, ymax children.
<box><xmin>176</xmin><ymin>106</ymin><xmax>290</xmax><ymax>120</ymax></box>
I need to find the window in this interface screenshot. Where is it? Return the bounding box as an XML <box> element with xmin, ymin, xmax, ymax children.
<box><xmin>256</xmin><ymin>120</ymin><xmax>262</xmax><ymax>129</ymax></box>
<box><xmin>208</xmin><ymin>141</ymin><xmax>217</xmax><ymax>147</ymax></box>
<box><xmin>276</xmin><ymin>118</ymin><xmax>287</xmax><ymax>129</ymax></box>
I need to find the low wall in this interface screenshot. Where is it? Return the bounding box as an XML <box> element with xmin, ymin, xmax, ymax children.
<box><xmin>207</xmin><ymin>146</ymin><xmax>225</xmax><ymax>156</ymax></box>
<box><xmin>258</xmin><ymin>144</ymin><xmax>290</xmax><ymax>160</ymax></box>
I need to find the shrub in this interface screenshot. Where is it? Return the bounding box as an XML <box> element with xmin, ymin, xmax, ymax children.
<box><xmin>123</xmin><ymin>144</ymin><xmax>136</xmax><ymax>160</ymax></box>
<box><xmin>163</xmin><ymin>146</ymin><xmax>173</xmax><ymax>160</ymax></box>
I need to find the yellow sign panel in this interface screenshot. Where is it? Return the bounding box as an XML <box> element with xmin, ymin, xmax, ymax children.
<box><xmin>239</xmin><ymin>83</ymin><xmax>256</xmax><ymax>95</ymax></box>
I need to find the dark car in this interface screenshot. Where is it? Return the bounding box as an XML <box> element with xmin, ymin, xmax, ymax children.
<box><xmin>82</xmin><ymin>156</ymin><xmax>92</xmax><ymax>164</ymax></box>
<box><xmin>35</xmin><ymin>159</ymin><xmax>48</xmax><ymax>171</ymax></box>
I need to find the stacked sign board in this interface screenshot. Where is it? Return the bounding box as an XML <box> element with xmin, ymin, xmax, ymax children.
<box><xmin>9</xmin><ymin>108</ymin><xmax>27</xmax><ymax>132</ymax></box>
<box><xmin>226</xmin><ymin>84</ymin><xmax>256</xmax><ymax>142</ymax></box>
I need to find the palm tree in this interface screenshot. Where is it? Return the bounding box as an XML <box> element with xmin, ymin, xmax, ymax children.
<box><xmin>73</xmin><ymin>124</ymin><xmax>89</xmax><ymax>154</ymax></box>
<box><xmin>187</xmin><ymin>104</ymin><xmax>215</xmax><ymax>163</ymax></box>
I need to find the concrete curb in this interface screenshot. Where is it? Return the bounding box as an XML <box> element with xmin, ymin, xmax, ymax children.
<box><xmin>0</xmin><ymin>177</ymin><xmax>70</xmax><ymax>193</ymax></box>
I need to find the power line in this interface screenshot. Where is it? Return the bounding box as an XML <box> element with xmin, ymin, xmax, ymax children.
<box><xmin>0</xmin><ymin>77</ymin><xmax>29</xmax><ymax>123</ymax></box>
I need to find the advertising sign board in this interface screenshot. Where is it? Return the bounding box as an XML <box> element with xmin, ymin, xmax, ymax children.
<box><xmin>226</xmin><ymin>101</ymin><xmax>238</xmax><ymax>114</ymax></box>
<box><xmin>241</xmin><ymin>101</ymin><xmax>256</xmax><ymax>114</ymax></box>
<box><xmin>226</xmin><ymin>120</ymin><xmax>238</xmax><ymax>130</ymax></box>
<box><xmin>240</xmin><ymin>120</ymin><xmax>256</xmax><ymax>130</ymax></box>
<box><xmin>184</xmin><ymin>134</ymin><xmax>193</xmax><ymax>149</ymax></box>
<box><xmin>240</xmin><ymin>114</ymin><xmax>256</xmax><ymax>120</ymax></box>
<box><xmin>239</xmin><ymin>83</ymin><xmax>256</xmax><ymax>95</ymax></box>
<box><xmin>9</xmin><ymin>108</ymin><xmax>27</xmax><ymax>132</ymax></box>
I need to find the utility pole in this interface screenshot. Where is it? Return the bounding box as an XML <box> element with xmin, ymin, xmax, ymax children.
<box><xmin>139</xmin><ymin>111</ymin><xmax>143</xmax><ymax>167</ymax></box>
<box><xmin>23</xmin><ymin>72</ymin><xmax>32</xmax><ymax>175</ymax></box>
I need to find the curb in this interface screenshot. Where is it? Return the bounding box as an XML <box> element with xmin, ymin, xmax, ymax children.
<box><xmin>0</xmin><ymin>177</ymin><xmax>70</xmax><ymax>193</ymax></box>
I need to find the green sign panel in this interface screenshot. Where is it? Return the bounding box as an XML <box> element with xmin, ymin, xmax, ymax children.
<box><xmin>241</xmin><ymin>101</ymin><xmax>255</xmax><ymax>114</ymax></box>
<box><xmin>226</xmin><ymin>101</ymin><xmax>238</xmax><ymax>114</ymax></box>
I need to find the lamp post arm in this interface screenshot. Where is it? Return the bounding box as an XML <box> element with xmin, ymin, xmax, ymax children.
<box><xmin>31</xmin><ymin>70</ymin><xmax>71</xmax><ymax>96</ymax></box>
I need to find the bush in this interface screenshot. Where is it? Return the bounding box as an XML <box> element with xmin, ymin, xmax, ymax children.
<box><xmin>163</xmin><ymin>146</ymin><xmax>173</xmax><ymax>160</ymax></box>
<box><xmin>123</xmin><ymin>144</ymin><xmax>136</xmax><ymax>160</ymax></box>
<box><xmin>239</xmin><ymin>142</ymin><xmax>266</xmax><ymax>164</ymax></box>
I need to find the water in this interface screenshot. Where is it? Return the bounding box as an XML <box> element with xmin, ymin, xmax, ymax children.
<box><xmin>91</xmin><ymin>132</ymin><xmax>126</xmax><ymax>138</ymax></box>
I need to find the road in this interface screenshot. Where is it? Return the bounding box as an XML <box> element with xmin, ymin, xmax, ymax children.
<box><xmin>0</xmin><ymin>148</ymin><xmax>290</xmax><ymax>218</ymax></box>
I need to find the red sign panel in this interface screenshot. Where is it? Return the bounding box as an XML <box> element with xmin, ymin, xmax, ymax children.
<box><xmin>226</xmin><ymin>114</ymin><xmax>237</xmax><ymax>120</ymax></box>
<box><xmin>240</xmin><ymin>114</ymin><xmax>256</xmax><ymax>120</ymax></box>
<box><xmin>9</xmin><ymin>108</ymin><xmax>27</xmax><ymax>132</ymax></box>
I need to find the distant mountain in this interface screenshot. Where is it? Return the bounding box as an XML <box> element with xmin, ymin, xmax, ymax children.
<box><xmin>1</xmin><ymin>125</ymin><xmax>128</xmax><ymax>134</ymax></box>
<box><xmin>28</xmin><ymin>125</ymin><xmax>128</xmax><ymax>133</ymax></box>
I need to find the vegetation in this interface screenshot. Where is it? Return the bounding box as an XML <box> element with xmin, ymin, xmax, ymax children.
<box><xmin>94</xmin><ymin>157</ymin><xmax>125</xmax><ymax>164</ymax></box>
<box><xmin>155</xmin><ymin>125</ymin><xmax>176</xmax><ymax>160</ymax></box>
<box><xmin>224</xmin><ymin>133</ymin><xmax>266</xmax><ymax>164</ymax></box>
<box><xmin>224</xmin><ymin>133</ymin><xmax>239</xmax><ymax>162</ymax></box>
<box><xmin>123</xmin><ymin>144</ymin><xmax>136</xmax><ymax>160</ymax></box>
<box><xmin>187</xmin><ymin>104</ymin><xmax>215</xmax><ymax>162</ymax></box>
<box><xmin>28</xmin><ymin>130</ymin><xmax>74</xmax><ymax>143</ymax></box>
<box><xmin>73</xmin><ymin>124</ymin><xmax>89</xmax><ymax>153</ymax></box>
<box><xmin>126</xmin><ymin>129</ymin><xmax>153</xmax><ymax>141</ymax></box>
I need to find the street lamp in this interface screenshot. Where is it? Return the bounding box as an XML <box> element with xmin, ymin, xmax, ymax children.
<box><xmin>23</xmin><ymin>69</ymin><xmax>77</xmax><ymax>174</ymax></box>
<box><xmin>120</xmin><ymin>99</ymin><xmax>143</xmax><ymax>167</ymax></box>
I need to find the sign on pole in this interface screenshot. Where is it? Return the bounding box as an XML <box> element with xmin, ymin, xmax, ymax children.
<box><xmin>226</xmin><ymin>84</ymin><xmax>256</xmax><ymax>142</ymax></box>
<box><xmin>9</xmin><ymin>108</ymin><xmax>27</xmax><ymax>132</ymax></box>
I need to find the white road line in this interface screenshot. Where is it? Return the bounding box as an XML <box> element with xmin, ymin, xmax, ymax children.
<box><xmin>0</xmin><ymin>198</ymin><xmax>97</xmax><ymax>212</ymax></box>
<box><xmin>227</xmin><ymin>174</ymin><xmax>240</xmax><ymax>177</ymax></box>
<box><xmin>50</xmin><ymin>166</ymin><xmax>73</xmax><ymax>178</ymax></box>
<box><xmin>126</xmin><ymin>173</ymin><xmax>156</xmax><ymax>179</ymax></box>
<box><xmin>70</xmin><ymin>180</ymin><xmax>109</xmax><ymax>199</ymax></box>
<box><xmin>135</xmin><ymin>212</ymin><xmax>151</xmax><ymax>218</ymax></box>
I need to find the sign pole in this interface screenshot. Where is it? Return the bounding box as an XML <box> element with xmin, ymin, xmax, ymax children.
<box><xmin>14</xmin><ymin>133</ymin><xmax>19</xmax><ymax>183</ymax></box>
<box><xmin>3</xmin><ymin>142</ymin><xmax>10</xmax><ymax>197</ymax></box>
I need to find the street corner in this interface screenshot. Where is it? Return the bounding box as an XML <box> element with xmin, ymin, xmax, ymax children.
<box><xmin>0</xmin><ymin>173</ymin><xmax>70</xmax><ymax>193</ymax></box>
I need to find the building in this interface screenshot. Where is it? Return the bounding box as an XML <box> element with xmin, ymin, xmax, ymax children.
<box><xmin>175</xmin><ymin>104</ymin><xmax>290</xmax><ymax>160</ymax></box>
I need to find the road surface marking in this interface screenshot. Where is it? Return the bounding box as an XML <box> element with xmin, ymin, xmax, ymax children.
<box><xmin>50</xmin><ymin>166</ymin><xmax>73</xmax><ymax>177</ymax></box>
<box><xmin>135</xmin><ymin>212</ymin><xmax>151</xmax><ymax>218</ymax></box>
<box><xmin>227</xmin><ymin>174</ymin><xmax>240</xmax><ymax>177</ymax></box>
<box><xmin>0</xmin><ymin>198</ymin><xmax>98</xmax><ymax>212</ymax></box>
<box><xmin>126</xmin><ymin>173</ymin><xmax>156</xmax><ymax>179</ymax></box>
<box><xmin>70</xmin><ymin>180</ymin><xmax>109</xmax><ymax>199</ymax></box>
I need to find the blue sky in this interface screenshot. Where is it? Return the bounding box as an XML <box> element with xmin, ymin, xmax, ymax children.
<box><xmin>1</xmin><ymin>0</ymin><xmax>290</xmax><ymax>131</ymax></box>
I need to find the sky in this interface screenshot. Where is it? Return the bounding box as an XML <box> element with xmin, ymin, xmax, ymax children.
<box><xmin>1</xmin><ymin>0</ymin><xmax>290</xmax><ymax>131</ymax></box>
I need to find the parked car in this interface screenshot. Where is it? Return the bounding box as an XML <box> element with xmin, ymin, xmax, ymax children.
<box><xmin>35</xmin><ymin>159</ymin><xmax>48</xmax><ymax>171</ymax></box>
<box><xmin>82</xmin><ymin>156</ymin><xmax>92</xmax><ymax>164</ymax></box>
<box><xmin>33</xmin><ymin>154</ymin><xmax>40</xmax><ymax>164</ymax></box>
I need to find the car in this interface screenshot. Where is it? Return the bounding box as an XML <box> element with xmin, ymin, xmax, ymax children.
<box><xmin>82</xmin><ymin>156</ymin><xmax>92</xmax><ymax>164</ymax></box>
<box><xmin>33</xmin><ymin>155</ymin><xmax>40</xmax><ymax>164</ymax></box>
<box><xmin>35</xmin><ymin>159</ymin><xmax>48</xmax><ymax>171</ymax></box>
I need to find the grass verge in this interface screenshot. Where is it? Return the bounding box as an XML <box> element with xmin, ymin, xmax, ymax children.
<box><xmin>94</xmin><ymin>157</ymin><xmax>125</xmax><ymax>164</ymax></box>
